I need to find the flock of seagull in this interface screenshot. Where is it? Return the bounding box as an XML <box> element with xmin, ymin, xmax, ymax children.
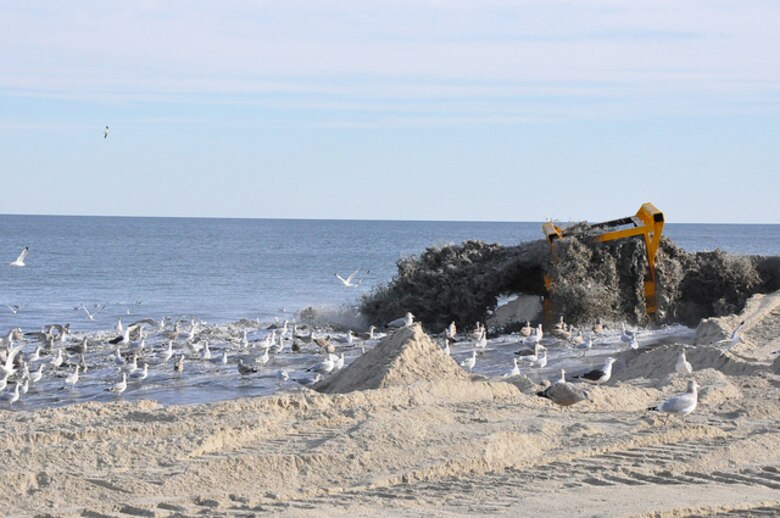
<box><xmin>5</xmin><ymin>245</ymin><xmax>747</xmax><ymax>424</ymax></box>
<box><xmin>427</xmin><ymin>313</ymin><xmax>739</xmax><ymax>423</ymax></box>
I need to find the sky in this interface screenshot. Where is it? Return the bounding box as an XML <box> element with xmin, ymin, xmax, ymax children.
<box><xmin>0</xmin><ymin>0</ymin><xmax>778</xmax><ymax>223</ymax></box>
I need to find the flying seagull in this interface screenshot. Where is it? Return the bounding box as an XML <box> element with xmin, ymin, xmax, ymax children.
<box><xmin>9</xmin><ymin>246</ymin><xmax>28</xmax><ymax>267</ymax></box>
<box><xmin>104</xmin><ymin>125</ymin><xmax>110</xmax><ymax>139</ymax></box>
<box><xmin>335</xmin><ymin>268</ymin><xmax>361</xmax><ymax>287</ymax></box>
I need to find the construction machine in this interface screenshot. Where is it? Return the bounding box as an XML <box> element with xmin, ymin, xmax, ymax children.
<box><xmin>542</xmin><ymin>202</ymin><xmax>665</xmax><ymax>318</ymax></box>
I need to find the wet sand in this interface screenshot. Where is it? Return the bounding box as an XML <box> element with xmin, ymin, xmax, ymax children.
<box><xmin>2</xmin><ymin>293</ymin><xmax>779</xmax><ymax>517</ymax></box>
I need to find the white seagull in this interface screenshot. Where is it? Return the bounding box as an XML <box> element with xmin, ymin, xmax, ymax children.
<box><xmin>9</xmin><ymin>246</ymin><xmax>28</xmax><ymax>267</ymax></box>
<box><xmin>648</xmin><ymin>380</ymin><xmax>699</xmax><ymax>424</ymax></box>
<box><xmin>386</xmin><ymin>312</ymin><xmax>415</xmax><ymax>329</ymax></box>
<box><xmin>675</xmin><ymin>349</ymin><xmax>693</xmax><ymax>377</ymax></box>
<box><xmin>64</xmin><ymin>365</ymin><xmax>80</xmax><ymax>388</ymax></box>
<box><xmin>460</xmin><ymin>351</ymin><xmax>477</xmax><ymax>373</ymax></box>
<box><xmin>719</xmin><ymin>321</ymin><xmax>746</xmax><ymax>356</ymax></box>
<box><xmin>108</xmin><ymin>373</ymin><xmax>127</xmax><ymax>394</ymax></box>
<box><xmin>335</xmin><ymin>268</ymin><xmax>362</xmax><ymax>288</ymax></box>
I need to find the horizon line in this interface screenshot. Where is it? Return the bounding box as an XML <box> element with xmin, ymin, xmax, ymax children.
<box><xmin>0</xmin><ymin>211</ymin><xmax>776</xmax><ymax>226</ymax></box>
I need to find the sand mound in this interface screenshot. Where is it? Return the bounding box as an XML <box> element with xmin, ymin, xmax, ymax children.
<box><xmin>315</xmin><ymin>324</ymin><xmax>469</xmax><ymax>394</ymax></box>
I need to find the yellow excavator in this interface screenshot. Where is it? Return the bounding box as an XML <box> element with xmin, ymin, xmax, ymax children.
<box><xmin>542</xmin><ymin>202</ymin><xmax>665</xmax><ymax>317</ymax></box>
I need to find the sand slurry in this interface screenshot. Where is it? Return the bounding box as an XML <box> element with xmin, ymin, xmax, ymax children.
<box><xmin>1</xmin><ymin>307</ymin><xmax>779</xmax><ymax>516</ymax></box>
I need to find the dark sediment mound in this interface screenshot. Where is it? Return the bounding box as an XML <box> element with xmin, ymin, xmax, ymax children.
<box><xmin>315</xmin><ymin>324</ymin><xmax>468</xmax><ymax>394</ymax></box>
<box><xmin>361</xmin><ymin>228</ymin><xmax>779</xmax><ymax>330</ymax></box>
<box><xmin>361</xmin><ymin>240</ymin><xmax>550</xmax><ymax>332</ymax></box>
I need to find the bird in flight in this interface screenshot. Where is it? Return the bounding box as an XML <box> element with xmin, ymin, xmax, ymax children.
<box><xmin>104</xmin><ymin>125</ymin><xmax>110</xmax><ymax>139</ymax></box>
<box><xmin>335</xmin><ymin>268</ymin><xmax>362</xmax><ymax>288</ymax></box>
<box><xmin>9</xmin><ymin>246</ymin><xmax>28</xmax><ymax>267</ymax></box>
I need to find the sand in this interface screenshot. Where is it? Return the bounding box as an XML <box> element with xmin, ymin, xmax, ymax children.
<box><xmin>2</xmin><ymin>298</ymin><xmax>780</xmax><ymax>516</ymax></box>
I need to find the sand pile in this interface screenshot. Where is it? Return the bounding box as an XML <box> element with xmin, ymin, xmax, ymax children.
<box><xmin>316</xmin><ymin>323</ymin><xmax>468</xmax><ymax>394</ymax></box>
<box><xmin>361</xmin><ymin>230</ymin><xmax>779</xmax><ymax>329</ymax></box>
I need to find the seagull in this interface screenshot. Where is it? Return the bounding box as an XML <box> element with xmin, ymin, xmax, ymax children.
<box><xmin>573</xmin><ymin>357</ymin><xmax>617</xmax><ymax>385</ymax></box>
<box><xmin>460</xmin><ymin>351</ymin><xmax>477</xmax><ymax>373</ymax></box>
<box><xmin>0</xmin><ymin>342</ymin><xmax>25</xmax><ymax>377</ymax></box>
<box><xmin>534</xmin><ymin>350</ymin><xmax>548</xmax><ymax>369</ymax></box>
<box><xmin>334</xmin><ymin>352</ymin><xmax>345</xmax><ymax>370</ymax></box>
<box><xmin>64</xmin><ymin>365</ymin><xmax>80</xmax><ymax>388</ymax></box>
<box><xmin>3</xmin><ymin>383</ymin><xmax>20</xmax><ymax>405</ymax></box>
<box><xmin>515</xmin><ymin>343</ymin><xmax>545</xmax><ymax>363</ymax></box>
<box><xmin>237</xmin><ymin>358</ymin><xmax>257</xmax><ymax>376</ymax></box>
<box><xmin>295</xmin><ymin>373</ymin><xmax>322</xmax><ymax>386</ymax></box>
<box><xmin>29</xmin><ymin>364</ymin><xmax>44</xmax><ymax>384</ymax></box>
<box><xmin>523</xmin><ymin>325</ymin><xmax>544</xmax><ymax>347</ymax></box>
<box><xmin>255</xmin><ymin>347</ymin><xmax>270</xmax><ymax>367</ymax></box>
<box><xmin>115</xmin><ymin>318</ymin><xmax>123</xmax><ymax>334</ymax></box>
<box><xmin>628</xmin><ymin>335</ymin><xmax>639</xmax><ymax>351</ymax></box>
<box><xmin>386</xmin><ymin>312</ymin><xmax>415</xmax><ymax>329</ymax></box>
<box><xmin>67</xmin><ymin>337</ymin><xmax>88</xmax><ymax>355</ymax></box>
<box><xmin>519</xmin><ymin>321</ymin><xmax>533</xmax><ymax>337</ymax></box>
<box><xmin>9</xmin><ymin>246</ymin><xmax>28</xmax><ymax>267</ymax></box>
<box><xmin>558</xmin><ymin>368</ymin><xmax>567</xmax><ymax>383</ymax></box>
<box><xmin>220</xmin><ymin>350</ymin><xmax>228</xmax><ymax>364</ymax></box>
<box><xmin>536</xmin><ymin>381</ymin><xmax>591</xmax><ymax>409</ymax></box>
<box><xmin>80</xmin><ymin>304</ymin><xmax>102</xmax><ymax>321</ymax></box>
<box><xmin>20</xmin><ymin>378</ymin><xmax>29</xmax><ymax>395</ymax></box>
<box><xmin>162</xmin><ymin>341</ymin><xmax>174</xmax><ymax>363</ymax></box>
<box><xmin>474</xmin><ymin>329</ymin><xmax>487</xmax><ymax>349</ymax></box>
<box><xmin>309</xmin><ymin>356</ymin><xmax>335</xmax><ymax>374</ymax></box>
<box><xmin>592</xmin><ymin>319</ymin><xmax>604</xmax><ymax>335</ymax></box>
<box><xmin>201</xmin><ymin>342</ymin><xmax>212</xmax><ymax>360</ymax></box>
<box><xmin>108</xmin><ymin>373</ymin><xmax>127</xmax><ymax>394</ymax></box>
<box><xmin>130</xmin><ymin>363</ymin><xmax>149</xmax><ymax>380</ymax></box>
<box><xmin>335</xmin><ymin>268</ymin><xmax>362</xmax><ymax>287</ymax></box>
<box><xmin>6</xmin><ymin>304</ymin><xmax>22</xmax><ymax>314</ymax></box>
<box><xmin>508</xmin><ymin>358</ymin><xmax>521</xmax><ymax>377</ymax></box>
<box><xmin>648</xmin><ymin>380</ymin><xmax>699</xmax><ymax>424</ymax></box>
<box><xmin>445</xmin><ymin>321</ymin><xmax>457</xmax><ymax>340</ymax></box>
<box><xmin>174</xmin><ymin>354</ymin><xmax>185</xmax><ymax>375</ymax></box>
<box><xmin>574</xmin><ymin>336</ymin><xmax>593</xmax><ymax>356</ymax></box>
<box><xmin>276</xmin><ymin>369</ymin><xmax>289</xmax><ymax>382</ymax></box>
<box><xmin>442</xmin><ymin>338</ymin><xmax>452</xmax><ymax>356</ymax></box>
<box><xmin>103</xmin><ymin>125</ymin><xmax>109</xmax><ymax>139</ymax></box>
<box><xmin>50</xmin><ymin>349</ymin><xmax>64</xmax><ymax>369</ymax></box>
<box><xmin>719</xmin><ymin>321</ymin><xmax>746</xmax><ymax>356</ymax></box>
<box><xmin>620</xmin><ymin>322</ymin><xmax>636</xmax><ymax>345</ymax></box>
<box><xmin>675</xmin><ymin>349</ymin><xmax>693</xmax><ymax>377</ymax></box>
<box><xmin>108</xmin><ymin>327</ymin><xmax>131</xmax><ymax>347</ymax></box>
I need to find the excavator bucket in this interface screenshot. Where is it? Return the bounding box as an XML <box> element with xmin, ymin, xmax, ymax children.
<box><xmin>542</xmin><ymin>202</ymin><xmax>665</xmax><ymax>317</ymax></box>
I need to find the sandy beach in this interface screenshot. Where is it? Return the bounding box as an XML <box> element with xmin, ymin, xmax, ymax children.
<box><xmin>1</xmin><ymin>291</ymin><xmax>778</xmax><ymax>517</ymax></box>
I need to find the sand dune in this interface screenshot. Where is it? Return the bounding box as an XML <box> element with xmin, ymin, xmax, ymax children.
<box><xmin>1</xmin><ymin>301</ymin><xmax>779</xmax><ymax>516</ymax></box>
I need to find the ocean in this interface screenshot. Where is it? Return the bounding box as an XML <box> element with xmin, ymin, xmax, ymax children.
<box><xmin>1</xmin><ymin>215</ymin><xmax>779</xmax><ymax>332</ymax></box>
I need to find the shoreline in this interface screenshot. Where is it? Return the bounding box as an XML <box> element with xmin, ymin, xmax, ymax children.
<box><xmin>1</xmin><ymin>292</ymin><xmax>778</xmax><ymax>516</ymax></box>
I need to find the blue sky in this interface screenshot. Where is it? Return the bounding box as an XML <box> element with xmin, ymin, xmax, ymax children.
<box><xmin>1</xmin><ymin>1</ymin><xmax>778</xmax><ymax>223</ymax></box>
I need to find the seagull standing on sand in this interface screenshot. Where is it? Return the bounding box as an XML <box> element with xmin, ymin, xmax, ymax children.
<box><xmin>648</xmin><ymin>380</ymin><xmax>699</xmax><ymax>424</ymax></box>
<box><xmin>9</xmin><ymin>246</ymin><xmax>28</xmax><ymax>267</ymax></box>
<box><xmin>386</xmin><ymin>312</ymin><xmax>415</xmax><ymax>329</ymax></box>
<box><xmin>335</xmin><ymin>269</ymin><xmax>362</xmax><ymax>287</ymax></box>
<box><xmin>676</xmin><ymin>349</ymin><xmax>693</xmax><ymax>377</ymax></box>
<box><xmin>573</xmin><ymin>357</ymin><xmax>617</xmax><ymax>385</ymax></box>
<box><xmin>536</xmin><ymin>381</ymin><xmax>591</xmax><ymax>409</ymax></box>
<box><xmin>719</xmin><ymin>321</ymin><xmax>746</xmax><ymax>356</ymax></box>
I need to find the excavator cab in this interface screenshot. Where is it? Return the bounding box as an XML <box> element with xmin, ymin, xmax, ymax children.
<box><xmin>542</xmin><ymin>202</ymin><xmax>665</xmax><ymax>317</ymax></box>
